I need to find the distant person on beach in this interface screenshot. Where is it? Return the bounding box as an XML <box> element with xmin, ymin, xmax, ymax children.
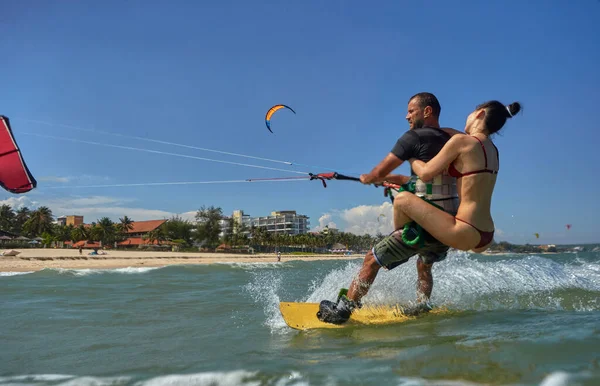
<box><xmin>277</xmin><ymin>251</ymin><xmax>281</xmax><ymax>262</ymax></box>
<box><xmin>318</xmin><ymin>92</ymin><xmax>460</xmax><ymax>324</ymax></box>
<box><xmin>394</xmin><ymin>100</ymin><xmax>521</xmax><ymax>252</ymax></box>
<box><xmin>79</xmin><ymin>246</ymin><xmax>82</xmax><ymax>255</ymax></box>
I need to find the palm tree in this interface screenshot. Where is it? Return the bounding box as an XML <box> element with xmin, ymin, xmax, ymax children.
<box><xmin>23</xmin><ymin>206</ymin><xmax>53</xmax><ymax>237</ymax></box>
<box><xmin>95</xmin><ymin>217</ymin><xmax>116</xmax><ymax>246</ymax></box>
<box><xmin>72</xmin><ymin>224</ymin><xmax>89</xmax><ymax>242</ymax></box>
<box><xmin>118</xmin><ymin>216</ymin><xmax>134</xmax><ymax>235</ymax></box>
<box><xmin>55</xmin><ymin>224</ymin><xmax>74</xmax><ymax>244</ymax></box>
<box><xmin>14</xmin><ymin>206</ymin><xmax>31</xmax><ymax>234</ymax></box>
<box><xmin>146</xmin><ymin>226</ymin><xmax>166</xmax><ymax>246</ymax></box>
<box><xmin>0</xmin><ymin>204</ymin><xmax>15</xmax><ymax>231</ymax></box>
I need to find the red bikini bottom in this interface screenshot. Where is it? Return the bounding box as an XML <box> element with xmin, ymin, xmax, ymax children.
<box><xmin>456</xmin><ymin>218</ymin><xmax>494</xmax><ymax>249</ymax></box>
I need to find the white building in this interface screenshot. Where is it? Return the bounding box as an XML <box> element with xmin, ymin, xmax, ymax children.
<box><xmin>231</xmin><ymin>210</ymin><xmax>309</xmax><ymax>236</ymax></box>
<box><xmin>218</xmin><ymin>217</ymin><xmax>232</xmax><ymax>239</ymax></box>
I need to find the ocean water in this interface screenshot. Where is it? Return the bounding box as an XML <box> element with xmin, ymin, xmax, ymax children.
<box><xmin>1</xmin><ymin>251</ymin><xmax>599</xmax><ymax>386</ymax></box>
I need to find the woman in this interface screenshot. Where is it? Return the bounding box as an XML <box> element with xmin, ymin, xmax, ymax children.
<box><xmin>392</xmin><ymin>100</ymin><xmax>521</xmax><ymax>252</ymax></box>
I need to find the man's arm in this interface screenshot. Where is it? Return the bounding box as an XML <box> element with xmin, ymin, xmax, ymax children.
<box><xmin>409</xmin><ymin>135</ymin><xmax>463</xmax><ymax>181</ymax></box>
<box><xmin>360</xmin><ymin>153</ymin><xmax>405</xmax><ymax>184</ymax></box>
<box><xmin>360</xmin><ymin>131</ymin><xmax>419</xmax><ymax>184</ymax></box>
<box><xmin>379</xmin><ymin>174</ymin><xmax>411</xmax><ymax>185</ymax></box>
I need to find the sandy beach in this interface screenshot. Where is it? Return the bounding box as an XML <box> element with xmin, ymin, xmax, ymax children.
<box><xmin>0</xmin><ymin>248</ymin><xmax>362</xmax><ymax>272</ymax></box>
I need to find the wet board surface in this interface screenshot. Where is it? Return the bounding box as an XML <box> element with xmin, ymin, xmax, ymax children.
<box><xmin>279</xmin><ymin>301</ymin><xmax>443</xmax><ymax>331</ymax></box>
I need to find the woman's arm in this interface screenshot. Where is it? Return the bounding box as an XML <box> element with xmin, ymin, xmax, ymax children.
<box><xmin>409</xmin><ymin>135</ymin><xmax>464</xmax><ymax>181</ymax></box>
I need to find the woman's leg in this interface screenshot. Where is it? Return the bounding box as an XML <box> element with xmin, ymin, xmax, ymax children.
<box><xmin>393</xmin><ymin>191</ymin><xmax>480</xmax><ymax>251</ymax></box>
<box><xmin>393</xmin><ymin>194</ymin><xmax>413</xmax><ymax>230</ymax></box>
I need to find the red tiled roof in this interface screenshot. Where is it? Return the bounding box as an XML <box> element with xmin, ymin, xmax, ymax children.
<box><xmin>72</xmin><ymin>241</ymin><xmax>102</xmax><ymax>248</ymax></box>
<box><xmin>126</xmin><ymin>220</ymin><xmax>167</xmax><ymax>233</ymax></box>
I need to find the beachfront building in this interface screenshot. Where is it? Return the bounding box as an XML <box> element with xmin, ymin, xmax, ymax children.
<box><xmin>218</xmin><ymin>217</ymin><xmax>232</xmax><ymax>239</ymax></box>
<box><xmin>118</xmin><ymin>219</ymin><xmax>172</xmax><ymax>247</ymax></box>
<box><xmin>55</xmin><ymin>215</ymin><xmax>84</xmax><ymax>227</ymax></box>
<box><xmin>232</xmin><ymin>210</ymin><xmax>251</xmax><ymax>229</ymax></box>
<box><xmin>232</xmin><ymin>210</ymin><xmax>310</xmax><ymax>236</ymax></box>
<box><xmin>72</xmin><ymin>219</ymin><xmax>173</xmax><ymax>249</ymax></box>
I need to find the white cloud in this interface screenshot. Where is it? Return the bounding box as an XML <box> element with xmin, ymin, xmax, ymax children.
<box><xmin>67</xmin><ymin>196</ymin><xmax>133</xmax><ymax>206</ymax></box>
<box><xmin>311</xmin><ymin>213</ymin><xmax>338</xmax><ymax>233</ymax></box>
<box><xmin>177</xmin><ymin>211</ymin><xmax>198</xmax><ymax>223</ymax></box>
<box><xmin>0</xmin><ymin>196</ymin><xmax>39</xmax><ymax>209</ymax></box>
<box><xmin>0</xmin><ymin>194</ymin><xmax>194</xmax><ymax>223</ymax></box>
<box><xmin>312</xmin><ymin>202</ymin><xmax>394</xmax><ymax>236</ymax></box>
<box><xmin>340</xmin><ymin>201</ymin><xmax>394</xmax><ymax>236</ymax></box>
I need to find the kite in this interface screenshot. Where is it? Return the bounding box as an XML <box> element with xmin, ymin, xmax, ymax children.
<box><xmin>566</xmin><ymin>224</ymin><xmax>572</xmax><ymax>230</ymax></box>
<box><xmin>265</xmin><ymin>104</ymin><xmax>296</xmax><ymax>133</ymax></box>
<box><xmin>534</xmin><ymin>233</ymin><xmax>539</xmax><ymax>239</ymax></box>
<box><xmin>377</xmin><ymin>213</ymin><xmax>386</xmax><ymax>223</ymax></box>
<box><xmin>0</xmin><ymin>116</ymin><xmax>37</xmax><ymax>194</ymax></box>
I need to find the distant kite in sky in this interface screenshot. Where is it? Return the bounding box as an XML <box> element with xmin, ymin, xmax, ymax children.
<box><xmin>265</xmin><ymin>104</ymin><xmax>295</xmax><ymax>133</ymax></box>
<box><xmin>534</xmin><ymin>233</ymin><xmax>539</xmax><ymax>239</ymax></box>
<box><xmin>0</xmin><ymin>116</ymin><xmax>37</xmax><ymax>194</ymax></box>
<box><xmin>566</xmin><ymin>224</ymin><xmax>572</xmax><ymax>230</ymax></box>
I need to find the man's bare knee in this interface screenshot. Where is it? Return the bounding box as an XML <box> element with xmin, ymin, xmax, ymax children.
<box><xmin>362</xmin><ymin>250</ymin><xmax>382</xmax><ymax>273</ymax></box>
<box><xmin>417</xmin><ymin>257</ymin><xmax>432</xmax><ymax>275</ymax></box>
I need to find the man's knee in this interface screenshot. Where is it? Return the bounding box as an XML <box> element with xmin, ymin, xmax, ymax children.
<box><xmin>362</xmin><ymin>249</ymin><xmax>382</xmax><ymax>273</ymax></box>
<box><xmin>417</xmin><ymin>256</ymin><xmax>433</xmax><ymax>271</ymax></box>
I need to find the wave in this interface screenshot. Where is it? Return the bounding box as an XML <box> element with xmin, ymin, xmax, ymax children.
<box><xmin>260</xmin><ymin>251</ymin><xmax>600</xmax><ymax>314</ymax></box>
<box><xmin>0</xmin><ymin>266</ymin><xmax>164</xmax><ymax>278</ymax></box>
<box><xmin>0</xmin><ymin>369</ymin><xmax>596</xmax><ymax>386</ymax></box>
<box><xmin>0</xmin><ymin>271</ymin><xmax>34</xmax><ymax>277</ymax></box>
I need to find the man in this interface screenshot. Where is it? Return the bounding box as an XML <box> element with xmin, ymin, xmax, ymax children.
<box><xmin>318</xmin><ymin>92</ymin><xmax>460</xmax><ymax>324</ymax></box>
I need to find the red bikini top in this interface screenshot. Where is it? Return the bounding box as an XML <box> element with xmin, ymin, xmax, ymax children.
<box><xmin>448</xmin><ymin>136</ymin><xmax>499</xmax><ymax>178</ymax></box>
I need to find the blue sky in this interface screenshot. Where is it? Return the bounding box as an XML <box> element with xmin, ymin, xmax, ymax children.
<box><xmin>1</xmin><ymin>0</ymin><xmax>599</xmax><ymax>244</ymax></box>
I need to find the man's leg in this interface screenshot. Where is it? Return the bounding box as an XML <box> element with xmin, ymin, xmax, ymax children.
<box><xmin>402</xmin><ymin>240</ymin><xmax>450</xmax><ymax>316</ymax></box>
<box><xmin>416</xmin><ymin>257</ymin><xmax>433</xmax><ymax>303</ymax></box>
<box><xmin>347</xmin><ymin>249</ymin><xmax>381</xmax><ymax>303</ymax></box>
<box><xmin>317</xmin><ymin>230</ymin><xmax>418</xmax><ymax>324</ymax></box>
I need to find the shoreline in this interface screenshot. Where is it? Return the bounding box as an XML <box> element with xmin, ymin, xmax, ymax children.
<box><xmin>0</xmin><ymin>248</ymin><xmax>362</xmax><ymax>272</ymax></box>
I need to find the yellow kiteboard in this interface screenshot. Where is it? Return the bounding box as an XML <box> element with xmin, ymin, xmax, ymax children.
<box><xmin>279</xmin><ymin>301</ymin><xmax>444</xmax><ymax>331</ymax></box>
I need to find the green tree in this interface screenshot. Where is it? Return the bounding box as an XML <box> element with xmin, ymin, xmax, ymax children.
<box><xmin>41</xmin><ymin>231</ymin><xmax>58</xmax><ymax>247</ymax></box>
<box><xmin>71</xmin><ymin>224</ymin><xmax>89</xmax><ymax>242</ymax></box>
<box><xmin>14</xmin><ymin>206</ymin><xmax>31</xmax><ymax>234</ymax></box>
<box><xmin>195</xmin><ymin>206</ymin><xmax>223</xmax><ymax>249</ymax></box>
<box><xmin>23</xmin><ymin>206</ymin><xmax>54</xmax><ymax>237</ymax></box>
<box><xmin>94</xmin><ymin>217</ymin><xmax>116</xmax><ymax>246</ymax></box>
<box><xmin>55</xmin><ymin>224</ymin><xmax>74</xmax><ymax>243</ymax></box>
<box><xmin>0</xmin><ymin>204</ymin><xmax>15</xmax><ymax>232</ymax></box>
<box><xmin>163</xmin><ymin>216</ymin><xmax>193</xmax><ymax>245</ymax></box>
<box><xmin>118</xmin><ymin>216</ymin><xmax>134</xmax><ymax>236</ymax></box>
<box><xmin>145</xmin><ymin>225</ymin><xmax>167</xmax><ymax>246</ymax></box>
